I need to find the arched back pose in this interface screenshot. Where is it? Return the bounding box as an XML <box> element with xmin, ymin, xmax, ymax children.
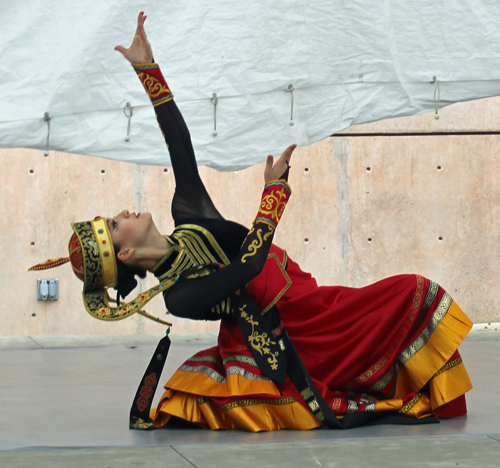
<box><xmin>31</xmin><ymin>13</ymin><xmax>472</xmax><ymax>432</ymax></box>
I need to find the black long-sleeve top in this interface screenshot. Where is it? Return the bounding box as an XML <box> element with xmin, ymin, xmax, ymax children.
<box><xmin>151</xmin><ymin>95</ymin><xmax>283</xmax><ymax>320</ymax></box>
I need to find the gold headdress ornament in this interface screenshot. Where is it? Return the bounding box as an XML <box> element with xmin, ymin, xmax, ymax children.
<box><xmin>29</xmin><ymin>216</ymin><xmax>172</xmax><ymax>327</ymax></box>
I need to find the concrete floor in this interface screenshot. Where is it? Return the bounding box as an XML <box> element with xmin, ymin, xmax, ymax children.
<box><xmin>1</xmin><ymin>328</ymin><xmax>499</xmax><ymax>467</ymax></box>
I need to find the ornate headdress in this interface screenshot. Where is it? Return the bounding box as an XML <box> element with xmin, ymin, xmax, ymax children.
<box><xmin>29</xmin><ymin>217</ymin><xmax>172</xmax><ymax>326</ymax></box>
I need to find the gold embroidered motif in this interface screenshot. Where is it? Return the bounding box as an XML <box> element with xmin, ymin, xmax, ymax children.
<box><xmin>260</xmin><ymin>187</ymin><xmax>289</xmax><ymax>223</ymax></box>
<box><xmin>129</xmin><ymin>416</ymin><xmax>155</xmax><ymax>429</ymax></box>
<box><xmin>96</xmin><ymin>307</ymin><xmax>109</xmax><ymax>317</ymax></box>
<box><xmin>240</xmin><ymin>305</ymin><xmax>279</xmax><ymax>370</ymax></box>
<box><xmin>308</xmin><ymin>399</ymin><xmax>320</xmax><ymax>411</ymax></box>
<box><xmin>138</xmin><ymin>72</ymin><xmax>171</xmax><ymax>99</ymax></box>
<box><xmin>241</xmin><ymin>229</ymin><xmax>263</xmax><ymax>263</ymax></box>
<box><xmin>139</xmin><ymin>292</ymin><xmax>151</xmax><ymax>302</ymax></box>
<box><xmin>241</xmin><ymin>225</ymin><xmax>274</xmax><ymax>264</ymax></box>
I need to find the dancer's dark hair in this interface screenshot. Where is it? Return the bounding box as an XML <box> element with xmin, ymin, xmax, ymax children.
<box><xmin>114</xmin><ymin>253</ymin><xmax>147</xmax><ymax>304</ymax></box>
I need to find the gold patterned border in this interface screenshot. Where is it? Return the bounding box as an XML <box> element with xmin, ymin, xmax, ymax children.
<box><xmin>186</xmin><ymin>355</ymin><xmax>224</xmax><ymax>368</ymax></box>
<box><xmin>222</xmin><ymin>355</ymin><xmax>259</xmax><ymax>368</ymax></box>
<box><xmin>397</xmin><ymin>292</ymin><xmax>452</xmax><ymax>366</ymax></box>
<box><xmin>219</xmin><ymin>396</ymin><xmax>296</xmax><ymax>411</ymax></box>
<box><xmin>422</xmin><ymin>280</ymin><xmax>439</xmax><ymax>311</ymax></box>
<box><xmin>399</xmin><ymin>392</ymin><xmax>423</xmax><ymax>415</ymax></box>
<box><xmin>195</xmin><ymin>396</ymin><xmax>296</xmax><ymax>411</ymax></box>
<box><xmin>261</xmin><ymin>253</ymin><xmax>292</xmax><ymax>315</ymax></box>
<box><xmin>368</xmin><ymin>281</ymin><xmax>445</xmax><ymax>394</ymax></box>
<box><xmin>179</xmin><ymin>363</ymin><xmax>272</xmax><ymax>383</ymax></box>
<box><xmin>354</xmin><ymin>275</ymin><xmax>425</xmax><ymax>386</ymax></box>
<box><xmin>434</xmin><ymin>356</ymin><xmax>463</xmax><ymax>378</ymax></box>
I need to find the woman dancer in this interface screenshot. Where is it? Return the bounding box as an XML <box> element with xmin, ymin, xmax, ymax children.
<box><xmin>31</xmin><ymin>12</ymin><xmax>472</xmax><ymax>431</ymax></box>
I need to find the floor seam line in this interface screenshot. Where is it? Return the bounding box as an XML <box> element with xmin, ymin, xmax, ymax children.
<box><xmin>27</xmin><ymin>336</ymin><xmax>44</xmax><ymax>348</ymax></box>
<box><xmin>171</xmin><ymin>445</ymin><xmax>198</xmax><ymax>468</ymax></box>
<box><xmin>487</xmin><ymin>436</ymin><xmax>500</xmax><ymax>443</ymax></box>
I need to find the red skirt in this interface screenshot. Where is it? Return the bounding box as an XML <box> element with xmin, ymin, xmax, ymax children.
<box><xmin>152</xmin><ymin>245</ymin><xmax>472</xmax><ymax>431</ymax></box>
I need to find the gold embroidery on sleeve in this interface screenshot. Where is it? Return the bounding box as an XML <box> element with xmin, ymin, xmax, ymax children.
<box><xmin>137</xmin><ymin>72</ymin><xmax>171</xmax><ymax>99</ymax></box>
<box><xmin>241</xmin><ymin>225</ymin><xmax>274</xmax><ymax>264</ymax></box>
<box><xmin>260</xmin><ymin>187</ymin><xmax>288</xmax><ymax>224</ymax></box>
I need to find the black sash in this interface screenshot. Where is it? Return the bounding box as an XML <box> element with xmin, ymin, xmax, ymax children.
<box><xmin>129</xmin><ymin>331</ymin><xmax>171</xmax><ymax>430</ymax></box>
<box><xmin>233</xmin><ymin>290</ymin><xmax>342</xmax><ymax>428</ymax></box>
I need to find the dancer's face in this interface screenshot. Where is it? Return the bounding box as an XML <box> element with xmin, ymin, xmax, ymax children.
<box><xmin>108</xmin><ymin>209</ymin><xmax>153</xmax><ymax>251</ymax></box>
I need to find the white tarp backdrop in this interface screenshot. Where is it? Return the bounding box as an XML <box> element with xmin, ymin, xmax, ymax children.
<box><xmin>1</xmin><ymin>1</ymin><xmax>500</xmax><ymax>170</ymax></box>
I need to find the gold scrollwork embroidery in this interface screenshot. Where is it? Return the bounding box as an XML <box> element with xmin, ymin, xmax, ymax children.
<box><xmin>240</xmin><ymin>305</ymin><xmax>279</xmax><ymax>370</ymax></box>
<box><xmin>241</xmin><ymin>225</ymin><xmax>274</xmax><ymax>264</ymax></box>
<box><xmin>138</xmin><ymin>72</ymin><xmax>170</xmax><ymax>99</ymax></box>
<box><xmin>88</xmin><ymin>240</ymin><xmax>99</xmax><ymax>256</ymax></box>
<box><xmin>260</xmin><ymin>187</ymin><xmax>288</xmax><ymax>223</ymax></box>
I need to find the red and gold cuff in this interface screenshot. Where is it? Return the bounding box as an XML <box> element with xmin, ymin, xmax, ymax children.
<box><xmin>254</xmin><ymin>180</ymin><xmax>292</xmax><ymax>229</ymax></box>
<box><xmin>132</xmin><ymin>63</ymin><xmax>173</xmax><ymax>106</ymax></box>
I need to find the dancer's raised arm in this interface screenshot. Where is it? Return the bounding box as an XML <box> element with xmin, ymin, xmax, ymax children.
<box><xmin>115</xmin><ymin>12</ymin><xmax>222</xmax><ymax>222</ymax></box>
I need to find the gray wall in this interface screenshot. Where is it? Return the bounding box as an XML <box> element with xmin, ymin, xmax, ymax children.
<box><xmin>1</xmin><ymin>97</ymin><xmax>498</xmax><ymax>336</ymax></box>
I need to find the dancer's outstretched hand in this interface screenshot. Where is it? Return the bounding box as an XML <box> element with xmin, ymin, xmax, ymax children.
<box><xmin>115</xmin><ymin>11</ymin><xmax>153</xmax><ymax>64</ymax></box>
<box><xmin>264</xmin><ymin>144</ymin><xmax>296</xmax><ymax>183</ymax></box>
